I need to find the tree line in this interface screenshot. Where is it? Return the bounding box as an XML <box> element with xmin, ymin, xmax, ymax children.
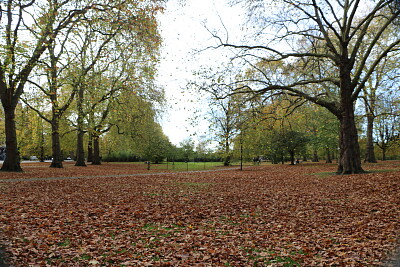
<box><xmin>204</xmin><ymin>92</ymin><xmax>399</xmax><ymax>166</ymax></box>
<box><xmin>0</xmin><ymin>0</ymin><xmax>165</xmax><ymax>171</ymax></box>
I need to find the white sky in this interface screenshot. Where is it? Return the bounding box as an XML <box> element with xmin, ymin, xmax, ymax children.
<box><xmin>157</xmin><ymin>0</ymin><xmax>244</xmax><ymax>146</ymax></box>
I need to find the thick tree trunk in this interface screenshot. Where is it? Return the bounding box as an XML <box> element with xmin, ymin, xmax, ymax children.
<box><xmin>40</xmin><ymin>145</ymin><xmax>44</xmax><ymax>162</ymax></box>
<box><xmin>326</xmin><ymin>147</ymin><xmax>332</xmax><ymax>163</ymax></box>
<box><xmin>337</xmin><ymin>98</ymin><xmax>364</xmax><ymax>174</ymax></box>
<box><xmin>39</xmin><ymin>128</ymin><xmax>45</xmax><ymax>162</ymax></box>
<box><xmin>223</xmin><ymin>139</ymin><xmax>230</xmax><ymax>166</ymax></box>
<box><xmin>50</xmin><ymin>118</ymin><xmax>63</xmax><ymax>168</ymax></box>
<box><xmin>92</xmin><ymin>134</ymin><xmax>101</xmax><ymax>165</ymax></box>
<box><xmin>271</xmin><ymin>154</ymin><xmax>278</xmax><ymax>164</ymax></box>
<box><xmin>87</xmin><ymin>131</ymin><xmax>93</xmax><ymax>162</ymax></box>
<box><xmin>289</xmin><ymin>151</ymin><xmax>295</xmax><ymax>165</ymax></box>
<box><xmin>1</xmin><ymin>106</ymin><xmax>22</xmax><ymax>172</ymax></box>
<box><xmin>364</xmin><ymin>114</ymin><xmax>377</xmax><ymax>163</ymax></box>
<box><xmin>336</xmin><ymin>57</ymin><xmax>364</xmax><ymax>174</ymax></box>
<box><xmin>75</xmin><ymin>88</ymin><xmax>86</xmax><ymax>167</ymax></box>
<box><xmin>223</xmin><ymin>155</ymin><xmax>230</xmax><ymax>166</ymax></box>
<box><xmin>312</xmin><ymin>150</ymin><xmax>319</xmax><ymax>162</ymax></box>
<box><xmin>75</xmin><ymin>129</ymin><xmax>86</xmax><ymax>166</ymax></box>
<box><xmin>382</xmin><ymin>147</ymin><xmax>387</xmax><ymax>161</ymax></box>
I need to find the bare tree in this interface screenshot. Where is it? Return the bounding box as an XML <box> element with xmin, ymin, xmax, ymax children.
<box><xmin>361</xmin><ymin>56</ymin><xmax>399</xmax><ymax>163</ymax></box>
<box><xmin>374</xmin><ymin>93</ymin><xmax>399</xmax><ymax>160</ymax></box>
<box><xmin>211</xmin><ymin>0</ymin><xmax>400</xmax><ymax>174</ymax></box>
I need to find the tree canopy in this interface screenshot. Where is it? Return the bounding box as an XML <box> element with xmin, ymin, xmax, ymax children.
<box><xmin>203</xmin><ymin>0</ymin><xmax>400</xmax><ymax>174</ymax></box>
<box><xmin>0</xmin><ymin>0</ymin><xmax>165</xmax><ymax>171</ymax></box>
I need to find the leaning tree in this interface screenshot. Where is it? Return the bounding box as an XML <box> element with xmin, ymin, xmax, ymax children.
<box><xmin>211</xmin><ymin>0</ymin><xmax>400</xmax><ymax>174</ymax></box>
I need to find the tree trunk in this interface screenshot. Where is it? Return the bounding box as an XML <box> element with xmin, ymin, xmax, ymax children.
<box><xmin>92</xmin><ymin>134</ymin><xmax>101</xmax><ymax>165</ymax></box>
<box><xmin>335</xmin><ymin>56</ymin><xmax>364</xmax><ymax>174</ymax></box>
<box><xmin>75</xmin><ymin>129</ymin><xmax>86</xmax><ymax>166</ymax></box>
<box><xmin>75</xmin><ymin>87</ymin><xmax>86</xmax><ymax>167</ymax></box>
<box><xmin>326</xmin><ymin>147</ymin><xmax>332</xmax><ymax>163</ymax></box>
<box><xmin>40</xmin><ymin>144</ymin><xmax>45</xmax><ymax>162</ymax></box>
<box><xmin>312</xmin><ymin>150</ymin><xmax>319</xmax><ymax>162</ymax></box>
<box><xmin>272</xmin><ymin>154</ymin><xmax>278</xmax><ymax>164</ymax></box>
<box><xmin>364</xmin><ymin>114</ymin><xmax>377</xmax><ymax>163</ymax></box>
<box><xmin>87</xmin><ymin>131</ymin><xmax>93</xmax><ymax>162</ymax></box>
<box><xmin>39</xmin><ymin>128</ymin><xmax>45</xmax><ymax>162</ymax></box>
<box><xmin>223</xmin><ymin>139</ymin><xmax>230</xmax><ymax>166</ymax></box>
<box><xmin>1</xmin><ymin>106</ymin><xmax>22</xmax><ymax>172</ymax></box>
<box><xmin>223</xmin><ymin>155</ymin><xmax>230</xmax><ymax>166</ymax></box>
<box><xmin>337</xmin><ymin>96</ymin><xmax>364</xmax><ymax>174</ymax></box>
<box><xmin>289</xmin><ymin>151</ymin><xmax>295</xmax><ymax>165</ymax></box>
<box><xmin>382</xmin><ymin>146</ymin><xmax>387</xmax><ymax>161</ymax></box>
<box><xmin>50</xmin><ymin>117</ymin><xmax>63</xmax><ymax>168</ymax></box>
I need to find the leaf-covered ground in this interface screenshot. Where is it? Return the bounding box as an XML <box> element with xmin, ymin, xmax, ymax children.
<box><xmin>0</xmin><ymin>161</ymin><xmax>399</xmax><ymax>266</ymax></box>
<box><xmin>0</xmin><ymin>162</ymin><xmax>179</xmax><ymax>180</ymax></box>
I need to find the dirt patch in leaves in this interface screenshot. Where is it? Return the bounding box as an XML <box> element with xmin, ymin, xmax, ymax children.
<box><xmin>0</xmin><ymin>162</ymin><xmax>399</xmax><ymax>266</ymax></box>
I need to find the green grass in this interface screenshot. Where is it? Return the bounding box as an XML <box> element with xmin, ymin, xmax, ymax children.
<box><xmin>312</xmin><ymin>171</ymin><xmax>337</xmax><ymax>177</ymax></box>
<box><xmin>156</xmin><ymin>161</ymin><xmax>269</xmax><ymax>171</ymax></box>
<box><xmin>58</xmin><ymin>239</ymin><xmax>71</xmax><ymax>247</ymax></box>
<box><xmin>241</xmin><ymin>247</ymin><xmax>302</xmax><ymax>266</ymax></box>
<box><xmin>151</xmin><ymin>161</ymin><xmax>225</xmax><ymax>171</ymax></box>
<box><xmin>107</xmin><ymin>161</ymin><xmax>273</xmax><ymax>171</ymax></box>
<box><xmin>108</xmin><ymin>161</ymin><xmax>226</xmax><ymax>171</ymax></box>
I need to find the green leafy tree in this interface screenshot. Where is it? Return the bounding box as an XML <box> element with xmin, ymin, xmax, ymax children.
<box><xmin>71</xmin><ymin>1</ymin><xmax>162</xmax><ymax>166</ymax></box>
<box><xmin>101</xmin><ymin>90</ymin><xmax>165</xmax><ymax>162</ymax></box>
<box><xmin>0</xmin><ymin>0</ymin><xmax>97</xmax><ymax>171</ymax></box>
<box><xmin>269</xmin><ymin>129</ymin><xmax>309</xmax><ymax>165</ymax></box>
<box><xmin>179</xmin><ymin>138</ymin><xmax>195</xmax><ymax>162</ymax></box>
<box><xmin>16</xmin><ymin>101</ymin><xmax>51</xmax><ymax>161</ymax></box>
<box><xmin>21</xmin><ymin>24</ymin><xmax>79</xmax><ymax>168</ymax></box>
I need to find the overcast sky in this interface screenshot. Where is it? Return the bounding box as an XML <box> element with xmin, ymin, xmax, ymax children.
<box><xmin>157</xmin><ymin>0</ymin><xmax>244</xmax><ymax>146</ymax></box>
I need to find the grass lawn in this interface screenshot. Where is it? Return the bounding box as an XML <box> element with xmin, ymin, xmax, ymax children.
<box><xmin>108</xmin><ymin>161</ymin><xmax>260</xmax><ymax>172</ymax></box>
<box><xmin>0</xmin><ymin>161</ymin><xmax>399</xmax><ymax>266</ymax></box>
<box><xmin>150</xmin><ymin>161</ymin><xmax>232</xmax><ymax>171</ymax></box>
